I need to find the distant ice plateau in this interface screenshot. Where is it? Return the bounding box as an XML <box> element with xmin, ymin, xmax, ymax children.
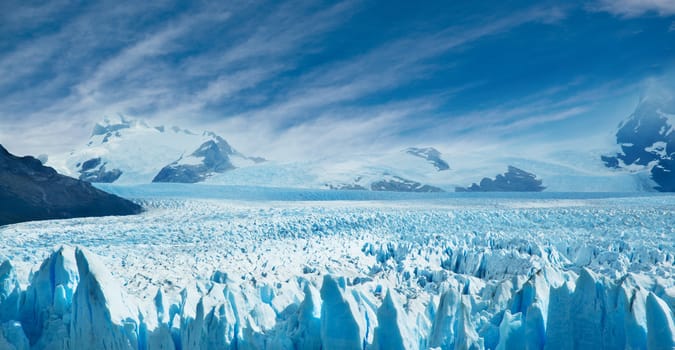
<box><xmin>0</xmin><ymin>189</ymin><xmax>674</xmax><ymax>349</ymax></box>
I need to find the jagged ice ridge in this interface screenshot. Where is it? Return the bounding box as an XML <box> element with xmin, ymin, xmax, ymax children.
<box><xmin>0</xmin><ymin>193</ymin><xmax>674</xmax><ymax>349</ymax></box>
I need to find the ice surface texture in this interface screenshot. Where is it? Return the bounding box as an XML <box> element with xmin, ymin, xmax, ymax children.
<box><xmin>0</xmin><ymin>192</ymin><xmax>674</xmax><ymax>349</ymax></box>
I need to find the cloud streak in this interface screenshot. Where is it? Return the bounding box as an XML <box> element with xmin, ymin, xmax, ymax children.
<box><xmin>591</xmin><ymin>0</ymin><xmax>675</xmax><ymax>17</ymax></box>
<box><xmin>0</xmin><ymin>1</ymin><xmax>666</xmax><ymax>162</ymax></box>
<box><xmin>198</xmin><ymin>5</ymin><xmax>571</xmax><ymax>158</ymax></box>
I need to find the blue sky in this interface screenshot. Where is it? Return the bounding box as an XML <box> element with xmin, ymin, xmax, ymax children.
<box><xmin>0</xmin><ymin>0</ymin><xmax>674</xmax><ymax>160</ymax></box>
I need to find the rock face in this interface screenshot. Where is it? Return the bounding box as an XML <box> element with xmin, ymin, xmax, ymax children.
<box><xmin>405</xmin><ymin>147</ymin><xmax>450</xmax><ymax>171</ymax></box>
<box><xmin>371</xmin><ymin>175</ymin><xmax>444</xmax><ymax>192</ymax></box>
<box><xmin>77</xmin><ymin>157</ymin><xmax>123</xmax><ymax>183</ymax></box>
<box><xmin>456</xmin><ymin>166</ymin><xmax>545</xmax><ymax>192</ymax></box>
<box><xmin>326</xmin><ymin>183</ymin><xmax>367</xmax><ymax>191</ymax></box>
<box><xmin>152</xmin><ymin>136</ymin><xmax>237</xmax><ymax>183</ymax></box>
<box><xmin>602</xmin><ymin>98</ymin><xmax>675</xmax><ymax>192</ymax></box>
<box><xmin>0</xmin><ymin>145</ymin><xmax>141</xmax><ymax>226</ymax></box>
<box><xmin>73</xmin><ymin>116</ymin><xmax>134</xmax><ymax>183</ymax></box>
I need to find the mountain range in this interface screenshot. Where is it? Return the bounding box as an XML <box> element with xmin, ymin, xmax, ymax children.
<box><xmin>43</xmin><ymin>101</ymin><xmax>675</xmax><ymax>193</ymax></box>
<box><xmin>49</xmin><ymin>116</ymin><xmax>458</xmax><ymax>192</ymax></box>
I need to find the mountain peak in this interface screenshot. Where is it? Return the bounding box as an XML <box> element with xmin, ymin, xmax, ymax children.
<box><xmin>602</xmin><ymin>98</ymin><xmax>675</xmax><ymax>192</ymax></box>
<box><xmin>54</xmin><ymin>117</ymin><xmax>264</xmax><ymax>184</ymax></box>
<box><xmin>91</xmin><ymin>115</ymin><xmax>136</xmax><ymax>136</ymax></box>
<box><xmin>152</xmin><ymin>137</ymin><xmax>237</xmax><ymax>183</ymax></box>
<box><xmin>405</xmin><ymin>147</ymin><xmax>450</xmax><ymax>171</ymax></box>
<box><xmin>0</xmin><ymin>144</ymin><xmax>55</xmax><ymax>177</ymax></box>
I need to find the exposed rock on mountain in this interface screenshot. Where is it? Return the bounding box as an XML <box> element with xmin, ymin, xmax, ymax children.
<box><xmin>0</xmin><ymin>145</ymin><xmax>141</xmax><ymax>226</ymax></box>
<box><xmin>455</xmin><ymin>166</ymin><xmax>545</xmax><ymax>192</ymax></box>
<box><xmin>153</xmin><ymin>136</ymin><xmax>237</xmax><ymax>183</ymax></box>
<box><xmin>371</xmin><ymin>175</ymin><xmax>444</xmax><ymax>192</ymax></box>
<box><xmin>77</xmin><ymin>157</ymin><xmax>123</xmax><ymax>183</ymax></box>
<box><xmin>405</xmin><ymin>147</ymin><xmax>450</xmax><ymax>171</ymax></box>
<box><xmin>602</xmin><ymin>98</ymin><xmax>675</xmax><ymax>192</ymax></box>
<box><xmin>53</xmin><ymin>116</ymin><xmax>263</xmax><ymax>184</ymax></box>
<box><xmin>326</xmin><ymin>183</ymin><xmax>368</xmax><ymax>191</ymax></box>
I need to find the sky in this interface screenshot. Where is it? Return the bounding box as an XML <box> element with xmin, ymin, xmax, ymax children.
<box><xmin>0</xmin><ymin>0</ymin><xmax>674</xmax><ymax>161</ymax></box>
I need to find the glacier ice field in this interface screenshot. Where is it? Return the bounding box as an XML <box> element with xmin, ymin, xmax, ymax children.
<box><xmin>0</xmin><ymin>185</ymin><xmax>674</xmax><ymax>349</ymax></box>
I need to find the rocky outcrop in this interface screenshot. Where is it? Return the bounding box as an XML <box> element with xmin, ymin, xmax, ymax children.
<box><xmin>327</xmin><ymin>183</ymin><xmax>368</xmax><ymax>191</ymax></box>
<box><xmin>0</xmin><ymin>145</ymin><xmax>141</xmax><ymax>226</ymax></box>
<box><xmin>456</xmin><ymin>166</ymin><xmax>545</xmax><ymax>192</ymax></box>
<box><xmin>406</xmin><ymin>147</ymin><xmax>450</xmax><ymax>171</ymax></box>
<box><xmin>152</xmin><ymin>136</ymin><xmax>236</xmax><ymax>183</ymax></box>
<box><xmin>371</xmin><ymin>176</ymin><xmax>444</xmax><ymax>192</ymax></box>
<box><xmin>76</xmin><ymin>157</ymin><xmax>123</xmax><ymax>183</ymax></box>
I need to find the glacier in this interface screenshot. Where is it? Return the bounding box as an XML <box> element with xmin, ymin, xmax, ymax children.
<box><xmin>0</xmin><ymin>187</ymin><xmax>674</xmax><ymax>349</ymax></box>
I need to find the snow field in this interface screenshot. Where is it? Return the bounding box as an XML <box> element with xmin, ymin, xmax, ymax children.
<box><xmin>1</xmin><ymin>194</ymin><xmax>674</xmax><ymax>349</ymax></box>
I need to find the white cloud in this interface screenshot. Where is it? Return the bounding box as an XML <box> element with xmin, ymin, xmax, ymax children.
<box><xmin>592</xmin><ymin>0</ymin><xmax>675</xmax><ymax>17</ymax></box>
<box><xmin>212</xmin><ymin>97</ymin><xmax>441</xmax><ymax>161</ymax></box>
<box><xmin>196</xmin><ymin>67</ymin><xmax>282</xmax><ymax>103</ymax></box>
<box><xmin>0</xmin><ymin>1</ymin><xmax>360</xmax><ymax>155</ymax></box>
<box><xmin>213</xmin><ymin>75</ymin><xmax>619</xmax><ymax>163</ymax></box>
<box><xmin>0</xmin><ymin>2</ymin><xmax>581</xmax><ymax>162</ymax></box>
<box><xmin>415</xmin><ymin>78</ymin><xmax>640</xmax><ymax>152</ymax></box>
<box><xmin>217</xmin><ymin>6</ymin><xmax>569</xmax><ymax>132</ymax></box>
<box><xmin>0</xmin><ymin>33</ymin><xmax>64</xmax><ymax>90</ymax></box>
<box><xmin>0</xmin><ymin>0</ymin><xmax>70</xmax><ymax>32</ymax></box>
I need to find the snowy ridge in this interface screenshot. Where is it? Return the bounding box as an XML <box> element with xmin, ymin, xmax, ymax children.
<box><xmin>1</xmin><ymin>194</ymin><xmax>674</xmax><ymax>349</ymax></box>
<box><xmin>49</xmin><ymin>116</ymin><xmax>259</xmax><ymax>184</ymax></box>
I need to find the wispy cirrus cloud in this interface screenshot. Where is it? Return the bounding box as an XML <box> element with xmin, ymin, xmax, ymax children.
<box><xmin>590</xmin><ymin>0</ymin><xmax>675</xmax><ymax>18</ymax></box>
<box><xmin>407</xmin><ymin>77</ymin><xmax>643</xmax><ymax>161</ymax></box>
<box><xmin>0</xmin><ymin>1</ymin><xmax>571</xmax><ymax>159</ymax></box>
<box><xmin>200</xmin><ymin>5</ymin><xmax>571</xmax><ymax>157</ymax></box>
<box><xmin>0</xmin><ymin>1</ymin><xmax>357</xmax><ymax>155</ymax></box>
<box><xmin>0</xmin><ymin>0</ymin><xmax>668</xmax><ymax>162</ymax></box>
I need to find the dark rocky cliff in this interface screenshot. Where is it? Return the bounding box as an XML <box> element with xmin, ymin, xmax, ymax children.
<box><xmin>0</xmin><ymin>145</ymin><xmax>141</xmax><ymax>226</ymax></box>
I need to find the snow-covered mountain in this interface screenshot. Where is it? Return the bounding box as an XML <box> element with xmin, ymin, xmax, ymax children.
<box><xmin>205</xmin><ymin>147</ymin><xmax>453</xmax><ymax>192</ymax></box>
<box><xmin>602</xmin><ymin>97</ymin><xmax>675</xmax><ymax>192</ymax></box>
<box><xmin>48</xmin><ymin>115</ymin><xmax>660</xmax><ymax>192</ymax></box>
<box><xmin>49</xmin><ymin>116</ymin><xmax>264</xmax><ymax>184</ymax></box>
<box><xmin>51</xmin><ymin>120</ymin><xmax>452</xmax><ymax>191</ymax></box>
